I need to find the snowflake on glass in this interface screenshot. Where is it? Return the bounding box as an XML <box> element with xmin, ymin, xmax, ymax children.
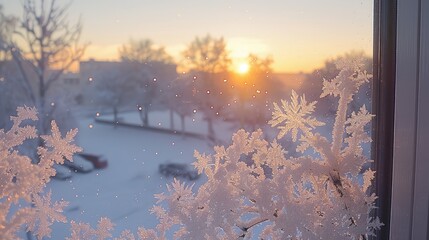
<box><xmin>0</xmin><ymin>107</ymin><xmax>81</xmax><ymax>239</ymax></box>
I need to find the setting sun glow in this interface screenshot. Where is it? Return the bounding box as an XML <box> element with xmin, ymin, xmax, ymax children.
<box><xmin>237</xmin><ymin>63</ymin><xmax>250</xmax><ymax>74</ymax></box>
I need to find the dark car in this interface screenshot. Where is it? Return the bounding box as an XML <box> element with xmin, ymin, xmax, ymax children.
<box><xmin>78</xmin><ymin>153</ymin><xmax>108</xmax><ymax>169</ymax></box>
<box><xmin>52</xmin><ymin>164</ymin><xmax>72</xmax><ymax>180</ymax></box>
<box><xmin>63</xmin><ymin>155</ymin><xmax>94</xmax><ymax>173</ymax></box>
<box><xmin>159</xmin><ymin>163</ymin><xmax>199</xmax><ymax>180</ymax></box>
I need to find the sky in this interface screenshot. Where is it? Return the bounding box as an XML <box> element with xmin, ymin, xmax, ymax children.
<box><xmin>0</xmin><ymin>0</ymin><xmax>373</xmax><ymax>73</ymax></box>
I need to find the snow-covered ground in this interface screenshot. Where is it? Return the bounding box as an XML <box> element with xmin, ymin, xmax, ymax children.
<box><xmin>46</xmin><ymin>110</ymin><xmax>237</xmax><ymax>238</ymax></box>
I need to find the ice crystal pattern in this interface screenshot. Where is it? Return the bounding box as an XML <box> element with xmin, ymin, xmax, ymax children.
<box><xmin>138</xmin><ymin>58</ymin><xmax>382</xmax><ymax>239</ymax></box>
<box><xmin>67</xmin><ymin>217</ymin><xmax>114</xmax><ymax>240</ymax></box>
<box><xmin>0</xmin><ymin>106</ymin><xmax>81</xmax><ymax>240</ymax></box>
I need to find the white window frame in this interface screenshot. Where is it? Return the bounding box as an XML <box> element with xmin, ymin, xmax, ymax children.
<box><xmin>390</xmin><ymin>0</ymin><xmax>429</xmax><ymax>239</ymax></box>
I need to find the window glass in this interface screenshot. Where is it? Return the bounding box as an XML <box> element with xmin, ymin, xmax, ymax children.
<box><xmin>0</xmin><ymin>0</ymin><xmax>376</xmax><ymax>239</ymax></box>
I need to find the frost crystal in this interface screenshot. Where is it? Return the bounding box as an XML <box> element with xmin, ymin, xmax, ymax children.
<box><xmin>67</xmin><ymin>217</ymin><xmax>114</xmax><ymax>240</ymax></box>
<box><xmin>269</xmin><ymin>90</ymin><xmax>325</xmax><ymax>141</ymax></box>
<box><xmin>0</xmin><ymin>107</ymin><xmax>81</xmax><ymax>239</ymax></box>
<box><xmin>1</xmin><ymin>57</ymin><xmax>382</xmax><ymax>239</ymax></box>
<box><xmin>139</xmin><ymin>57</ymin><xmax>382</xmax><ymax>239</ymax></box>
<box><xmin>27</xmin><ymin>191</ymin><xmax>68</xmax><ymax>239</ymax></box>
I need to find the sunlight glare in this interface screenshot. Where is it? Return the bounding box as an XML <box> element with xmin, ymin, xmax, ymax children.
<box><xmin>237</xmin><ymin>63</ymin><xmax>249</xmax><ymax>74</ymax></box>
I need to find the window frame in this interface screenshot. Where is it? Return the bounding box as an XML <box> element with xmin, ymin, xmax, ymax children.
<box><xmin>378</xmin><ymin>0</ymin><xmax>429</xmax><ymax>239</ymax></box>
<box><xmin>372</xmin><ymin>0</ymin><xmax>397</xmax><ymax>239</ymax></box>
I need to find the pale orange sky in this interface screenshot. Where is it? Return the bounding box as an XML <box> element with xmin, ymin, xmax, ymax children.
<box><xmin>1</xmin><ymin>0</ymin><xmax>373</xmax><ymax>73</ymax></box>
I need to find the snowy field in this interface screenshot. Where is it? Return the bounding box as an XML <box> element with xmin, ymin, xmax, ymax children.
<box><xmin>46</xmin><ymin>110</ymin><xmax>237</xmax><ymax>238</ymax></box>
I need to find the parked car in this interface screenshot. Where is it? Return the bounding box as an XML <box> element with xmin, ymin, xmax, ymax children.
<box><xmin>78</xmin><ymin>153</ymin><xmax>108</xmax><ymax>169</ymax></box>
<box><xmin>52</xmin><ymin>164</ymin><xmax>72</xmax><ymax>180</ymax></box>
<box><xmin>64</xmin><ymin>155</ymin><xmax>94</xmax><ymax>173</ymax></box>
<box><xmin>159</xmin><ymin>163</ymin><xmax>199</xmax><ymax>180</ymax></box>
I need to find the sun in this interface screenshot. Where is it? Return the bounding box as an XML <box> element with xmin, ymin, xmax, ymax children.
<box><xmin>237</xmin><ymin>63</ymin><xmax>250</xmax><ymax>74</ymax></box>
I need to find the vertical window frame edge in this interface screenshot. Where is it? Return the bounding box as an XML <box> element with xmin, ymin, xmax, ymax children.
<box><xmin>411</xmin><ymin>0</ymin><xmax>429</xmax><ymax>238</ymax></box>
<box><xmin>372</xmin><ymin>0</ymin><xmax>397</xmax><ymax>239</ymax></box>
<box><xmin>390</xmin><ymin>0</ymin><xmax>427</xmax><ymax>238</ymax></box>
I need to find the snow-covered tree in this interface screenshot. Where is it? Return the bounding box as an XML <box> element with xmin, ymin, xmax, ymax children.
<box><xmin>134</xmin><ymin>66</ymin><xmax>163</xmax><ymax>127</ymax></box>
<box><xmin>88</xmin><ymin>62</ymin><xmax>142</xmax><ymax>124</ymax></box>
<box><xmin>119</xmin><ymin>39</ymin><xmax>176</xmax><ymax>127</ymax></box>
<box><xmin>81</xmin><ymin>60</ymin><xmax>177</xmax><ymax>127</ymax></box>
<box><xmin>131</xmin><ymin>62</ymin><xmax>177</xmax><ymax>128</ymax></box>
<box><xmin>168</xmin><ymin>74</ymin><xmax>198</xmax><ymax>133</ymax></box>
<box><xmin>0</xmin><ymin>106</ymin><xmax>81</xmax><ymax>239</ymax></box>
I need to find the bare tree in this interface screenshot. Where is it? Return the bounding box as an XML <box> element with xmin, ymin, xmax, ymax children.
<box><xmin>167</xmin><ymin>74</ymin><xmax>196</xmax><ymax>134</ymax></box>
<box><xmin>0</xmin><ymin>5</ymin><xmax>17</xmax><ymax>61</ymax></box>
<box><xmin>119</xmin><ymin>39</ymin><xmax>173</xmax><ymax>64</ymax></box>
<box><xmin>0</xmin><ymin>5</ymin><xmax>85</xmax><ymax>239</ymax></box>
<box><xmin>0</xmin><ymin>5</ymin><xmax>18</xmax><ymax>118</ymax></box>
<box><xmin>90</xmin><ymin>63</ymin><xmax>142</xmax><ymax>125</ymax></box>
<box><xmin>9</xmin><ymin>0</ymin><xmax>86</xmax><ymax>137</ymax></box>
<box><xmin>182</xmin><ymin>35</ymin><xmax>231</xmax><ymax>140</ymax></box>
<box><xmin>135</xmin><ymin>67</ymin><xmax>158</xmax><ymax>127</ymax></box>
<box><xmin>182</xmin><ymin>35</ymin><xmax>230</xmax><ymax>73</ymax></box>
<box><xmin>119</xmin><ymin>39</ymin><xmax>176</xmax><ymax>127</ymax></box>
